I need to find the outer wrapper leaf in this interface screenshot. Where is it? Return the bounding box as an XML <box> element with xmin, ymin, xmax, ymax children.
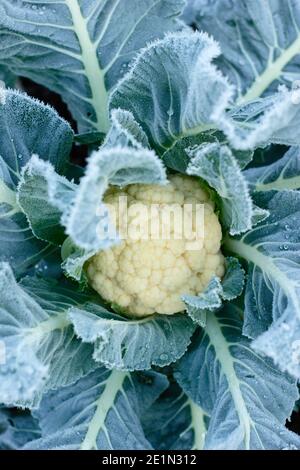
<box><xmin>183</xmin><ymin>258</ymin><xmax>245</xmax><ymax>327</ymax></box>
<box><xmin>245</xmin><ymin>146</ymin><xmax>300</xmax><ymax>192</ymax></box>
<box><xmin>0</xmin><ymin>0</ymin><xmax>185</xmax><ymax>132</ymax></box>
<box><xmin>215</xmin><ymin>91</ymin><xmax>300</xmax><ymax>150</ymax></box>
<box><xmin>187</xmin><ymin>144</ymin><xmax>254</xmax><ymax>235</ymax></box>
<box><xmin>142</xmin><ymin>382</ymin><xmax>208</xmax><ymax>450</ymax></box>
<box><xmin>0</xmin><ymin>263</ymin><xmax>97</xmax><ymax>408</ymax></box>
<box><xmin>68</xmin><ymin>304</ymin><xmax>196</xmax><ymax>371</ymax></box>
<box><xmin>175</xmin><ymin>305</ymin><xmax>300</xmax><ymax>450</ymax></box>
<box><xmin>104</xmin><ymin>109</ymin><xmax>150</xmax><ymax>149</ymax></box>
<box><xmin>25</xmin><ymin>369</ymin><xmax>168</xmax><ymax>450</ymax></box>
<box><xmin>226</xmin><ymin>191</ymin><xmax>300</xmax><ymax>379</ymax></box>
<box><xmin>111</xmin><ymin>30</ymin><xmax>300</xmax><ymax>153</ymax></box>
<box><xmin>0</xmin><ymin>89</ymin><xmax>72</xmax><ymax>276</ymax></box>
<box><xmin>194</xmin><ymin>0</ymin><xmax>300</xmax><ymax>102</ymax></box>
<box><xmin>162</xmin><ymin>133</ymin><xmax>253</xmax><ymax>173</ymax></box>
<box><xmin>110</xmin><ymin>31</ymin><xmax>233</xmax><ymax>151</ymax></box>
<box><xmin>0</xmin><ymin>407</ymin><xmax>40</xmax><ymax>450</ymax></box>
<box><xmin>17</xmin><ymin>159</ymin><xmax>67</xmax><ymax>246</ymax></box>
<box><xmin>0</xmin><ymin>90</ymin><xmax>72</xmax><ymax>179</ymax></box>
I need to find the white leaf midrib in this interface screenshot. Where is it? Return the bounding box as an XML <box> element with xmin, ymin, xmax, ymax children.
<box><xmin>225</xmin><ymin>237</ymin><xmax>300</xmax><ymax>316</ymax></box>
<box><xmin>205</xmin><ymin>314</ymin><xmax>252</xmax><ymax>449</ymax></box>
<box><xmin>238</xmin><ymin>33</ymin><xmax>300</xmax><ymax>103</ymax></box>
<box><xmin>65</xmin><ymin>0</ymin><xmax>109</xmax><ymax>133</ymax></box>
<box><xmin>80</xmin><ymin>370</ymin><xmax>128</xmax><ymax>450</ymax></box>
<box><xmin>26</xmin><ymin>313</ymin><xmax>71</xmax><ymax>345</ymax></box>
<box><xmin>188</xmin><ymin>398</ymin><xmax>206</xmax><ymax>450</ymax></box>
<box><xmin>0</xmin><ymin>178</ymin><xmax>19</xmax><ymax>212</ymax></box>
<box><xmin>255</xmin><ymin>174</ymin><xmax>300</xmax><ymax>192</ymax></box>
<box><xmin>34</xmin><ymin>314</ymin><xmax>70</xmax><ymax>336</ymax></box>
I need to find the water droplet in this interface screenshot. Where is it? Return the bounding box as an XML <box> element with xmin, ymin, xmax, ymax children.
<box><xmin>281</xmin><ymin>323</ymin><xmax>290</xmax><ymax>332</ymax></box>
<box><xmin>159</xmin><ymin>353</ymin><xmax>169</xmax><ymax>362</ymax></box>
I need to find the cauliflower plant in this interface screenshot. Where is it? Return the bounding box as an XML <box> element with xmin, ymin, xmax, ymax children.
<box><xmin>87</xmin><ymin>175</ymin><xmax>225</xmax><ymax>317</ymax></box>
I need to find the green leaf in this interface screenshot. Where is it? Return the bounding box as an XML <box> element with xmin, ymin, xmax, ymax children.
<box><xmin>225</xmin><ymin>191</ymin><xmax>300</xmax><ymax>378</ymax></box>
<box><xmin>0</xmin><ymin>0</ymin><xmax>185</xmax><ymax>132</ymax></box>
<box><xmin>175</xmin><ymin>305</ymin><xmax>300</xmax><ymax>450</ymax></box>
<box><xmin>187</xmin><ymin>144</ymin><xmax>253</xmax><ymax>235</ymax></box>
<box><xmin>110</xmin><ymin>31</ymin><xmax>233</xmax><ymax>151</ymax></box>
<box><xmin>245</xmin><ymin>146</ymin><xmax>300</xmax><ymax>192</ymax></box>
<box><xmin>17</xmin><ymin>157</ymin><xmax>68</xmax><ymax>246</ymax></box>
<box><xmin>216</xmin><ymin>89</ymin><xmax>300</xmax><ymax>150</ymax></box>
<box><xmin>251</xmin><ymin>204</ymin><xmax>270</xmax><ymax>227</ymax></box>
<box><xmin>181</xmin><ymin>0</ymin><xmax>199</xmax><ymax>25</ymax></box>
<box><xmin>60</xmin><ymin>236</ymin><xmax>94</xmax><ymax>283</ymax></box>
<box><xmin>0</xmin><ymin>184</ymin><xmax>48</xmax><ymax>278</ymax></box>
<box><xmin>0</xmin><ymin>90</ymin><xmax>72</xmax><ymax>179</ymax></box>
<box><xmin>64</xmin><ymin>162</ymin><xmax>84</xmax><ymax>183</ymax></box>
<box><xmin>74</xmin><ymin>132</ymin><xmax>105</xmax><ymax>146</ymax></box>
<box><xmin>68</xmin><ymin>304</ymin><xmax>196</xmax><ymax>371</ymax></box>
<box><xmin>183</xmin><ymin>277</ymin><xmax>223</xmax><ymax>327</ymax></box>
<box><xmin>75</xmin><ymin>122</ymin><xmax>148</xmax><ymax>151</ymax></box>
<box><xmin>162</xmin><ymin>133</ymin><xmax>216</xmax><ymax>173</ymax></box>
<box><xmin>0</xmin><ymin>90</ymin><xmax>73</xmax><ymax>276</ymax></box>
<box><xmin>183</xmin><ymin>258</ymin><xmax>245</xmax><ymax>326</ymax></box>
<box><xmin>162</xmin><ymin>133</ymin><xmax>253</xmax><ymax>172</ymax></box>
<box><xmin>0</xmin><ymin>65</ymin><xmax>15</xmax><ymax>88</ymax></box>
<box><xmin>195</xmin><ymin>0</ymin><xmax>300</xmax><ymax>103</ymax></box>
<box><xmin>0</xmin><ymin>407</ymin><xmax>40</xmax><ymax>450</ymax></box>
<box><xmin>25</xmin><ymin>369</ymin><xmax>168</xmax><ymax>450</ymax></box>
<box><xmin>142</xmin><ymin>382</ymin><xmax>208</xmax><ymax>450</ymax></box>
<box><xmin>0</xmin><ymin>263</ymin><xmax>97</xmax><ymax>407</ymax></box>
<box><xmin>104</xmin><ymin>109</ymin><xmax>150</xmax><ymax>149</ymax></box>
<box><xmin>221</xmin><ymin>257</ymin><xmax>245</xmax><ymax>301</ymax></box>
<box><xmin>111</xmin><ymin>30</ymin><xmax>300</xmax><ymax>153</ymax></box>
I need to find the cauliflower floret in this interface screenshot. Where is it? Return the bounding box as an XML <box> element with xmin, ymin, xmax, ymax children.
<box><xmin>87</xmin><ymin>175</ymin><xmax>225</xmax><ymax>318</ymax></box>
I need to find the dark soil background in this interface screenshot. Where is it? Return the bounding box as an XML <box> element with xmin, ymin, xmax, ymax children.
<box><xmin>20</xmin><ymin>77</ymin><xmax>300</xmax><ymax>437</ymax></box>
<box><xmin>289</xmin><ymin>408</ymin><xmax>300</xmax><ymax>434</ymax></box>
<box><xmin>21</xmin><ymin>77</ymin><xmax>88</xmax><ymax>167</ymax></box>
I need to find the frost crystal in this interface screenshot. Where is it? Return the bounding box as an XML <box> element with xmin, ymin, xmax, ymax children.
<box><xmin>0</xmin><ymin>80</ymin><xmax>6</xmax><ymax>105</ymax></box>
<box><xmin>291</xmin><ymin>340</ymin><xmax>300</xmax><ymax>364</ymax></box>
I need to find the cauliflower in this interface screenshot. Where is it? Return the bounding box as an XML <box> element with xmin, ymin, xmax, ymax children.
<box><xmin>87</xmin><ymin>175</ymin><xmax>225</xmax><ymax>317</ymax></box>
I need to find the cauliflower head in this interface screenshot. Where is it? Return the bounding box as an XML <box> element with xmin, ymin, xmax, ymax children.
<box><xmin>87</xmin><ymin>175</ymin><xmax>225</xmax><ymax>317</ymax></box>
